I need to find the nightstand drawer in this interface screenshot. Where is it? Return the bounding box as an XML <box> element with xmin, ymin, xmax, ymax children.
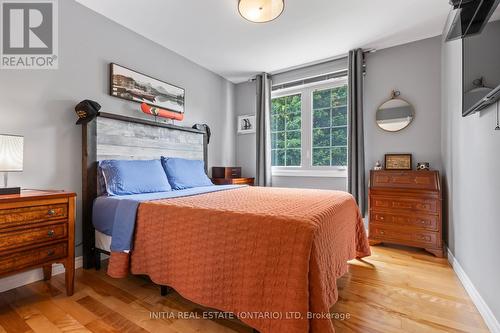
<box><xmin>0</xmin><ymin>223</ymin><xmax>68</xmax><ymax>252</ymax></box>
<box><xmin>0</xmin><ymin>242</ymin><xmax>67</xmax><ymax>275</ymax></box>
<box><xmin>370</xmin><ymin>225</ymin><xmax>437</xmax><ymax>247</ymax></box>
<box><xmin>370</xmin><ymin>196</ymin><xmax>438</xmax><ymax>214</ymax></box>
<box><xmin>370</xmin><ymin>212</ymin><xmax>438</xmax><ymax>230</ymax></box>
<box><xmin>0</xmin><ymin>203</ymin><xmax>67</xmax><ymax>229</ymax></box>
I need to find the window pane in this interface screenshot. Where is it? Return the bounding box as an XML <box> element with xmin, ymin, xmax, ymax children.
<box><xmin>332</xmin><ymin>85</ymin><xmax>347</xmax><ymax>106</ymax></box>
<box><xmin>286</xmin><ymin>149</ymin><xmax>301</xmax><ymax>166</ymax></box>
<box><xmin>271</xmin><ymin>115</ymin><xmax>278</xmax><ymax>131</ymax></box>
<box><xmin>286</xmin><ymin>112</ymin><xmax>301</xmax><ymax>131</ymax></box>
<box><xmin>286</xmin><ymin>130</ymin><xmax>301</xmax><ymax>148</ymax></box>
<box><xmin>272</xmin><ymin>99</ymin><xmax>281</xmax><ymax>114</ymax></box>
<box><xmin>276</xmin><ymin>132</ymin><xmax>285</xmax><ymax>149</ymax></box>
<box><xmin>289</xmin><ymin>95</ymin><xmax>301</xmax><ymax>112</ymax></box>
<box><xmin>313</xmin><ymin>148</ymin><xmax>330</xmax><ymax>166</ymax></box>
<box><xmin>313</xmin><ymin>90</ymin><xmax>330</xmax><ymax>109</ymax></box>
<box><xmin>331</xmin><ymin>147</ymin><xmax>347</xmax><ymax>166</ymax></box>
<box><xmin>332</xmin><ymin>127</ymin><xmax>347</xmax><ymax>146</ymax></box>
<box><xmin>276</xmin><ymin>114</ymin><xmax>286</xmax><ymax>131</ymax></box>
<box><xmin>313</xmin><ymin>109</ymin><xmax>330</xmax><ymax>128</ymax></box>
<box><xmin>271</xmin><ymin>94</ymin><xmax>302</xmax><ymax>167</ymax></box>
<box><xmin>271</xmin><ymin>133</ymin><xmax>277</xmax><ymax>149</ymax></box>
<box><xmin>313</xmin><ymin>128</ymin><xmax>330</xmax><ymax>147</ymax></box>
<box><xmin>332</xmin><ymin>106</ymin><xmax>347</xmax><ymax>126</ymax></box>
<box><xmin>273</xmin><ymin>149</ymin><xmax>285</xmax><ymax>166</ymax></box>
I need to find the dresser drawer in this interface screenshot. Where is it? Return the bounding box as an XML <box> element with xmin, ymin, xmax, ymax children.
<box><xmin>371</xmin><ymin>196</ymin><xmax>439</xmax><ymax>214</ymax></box>
<box><xmin>370</xmin><ymin>212</ymin><xmax>438</xmax><ymax>230</ymax></box>
<box><xmin>0</xmin><ymin>223</ymin><xmax>68</xmax><ymax>252</ymax></box>
<box><xmin>370</xmin><ymin>226</ymin><xmax>437</xmax><ymax>247</ymax></box>
<box><xmin>0</xmin><ymin>204</ymin><xmax>67</xmax><ymax>229</ymax></box>
<box><xmin>371</xmin><ymin>171</ymin><xmax>439</xmax><ymax>191</ymax></box>
<box><xmin>0</xmin><ymin>242</ymin><xmax>67</xmax><ymax>275</ymax></box>
<box><xmin>212</xmin><ymin>167</ymin><xmax>242</xmax><ymax>179</ymax></box>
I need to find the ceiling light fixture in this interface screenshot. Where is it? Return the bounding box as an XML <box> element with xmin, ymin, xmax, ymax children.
<box><xmin>238</xmin><ymin>0</ymin><xmax>284</xmax><ymax>23</ymax></box>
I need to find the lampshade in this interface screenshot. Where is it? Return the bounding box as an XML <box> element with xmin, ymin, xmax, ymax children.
<box><xmin>238</xmin><ymin>0</ymin><xmax>284</xmax><ymax>23</ymax></box>
<box><xmin>0</xmin><ymin>134</ymin><xmax>24</xmax><ymax>172</ymax></box>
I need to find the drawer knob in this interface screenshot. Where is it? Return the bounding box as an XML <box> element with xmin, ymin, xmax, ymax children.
<box><xmin>47</xmin><ymin>209</ymin><xmax>56</xmax><ymax>216</ymax></box>
<box><xmin>47</xmin><ymin>230</ymin><xmax>55</xmax><ymax>237</ymax></box>
<box><xmin>380</xmin><ymin>231</ymin><xmax>385</xmax><ymax>235</ymax></box>
<box><xmin>380</xmin><ymin>216</ymin><xmax>385</xmax><ymax>220</ymax></box>
<box><xmin>47</xmin><ymin>250</ymin><xmax>55</xmax><ymax>256</ymax></box>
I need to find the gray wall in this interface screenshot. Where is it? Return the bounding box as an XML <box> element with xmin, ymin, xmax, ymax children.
<box><xmin>0</xmin><ymin>0</ymin><xmax>236</xmax><ymax>258</ymax></box>
<box><xmin>234</xmin><ymin>82</ymin><xmax>347</xmax><ymax>190</ymax></box>
<box><xmin>441</xmin><ymin>36</ymin><xmax>500</xmax><ymax>323</ymax></box>
<box><xmin>364</xmin><ymin>36</ymin><xmax>443</xmax><ymax>178</ymax></box>
<box><xmin>235</xmin><ymin>82</ymin><xmax>257</xmax><ymax>178</ymax></box>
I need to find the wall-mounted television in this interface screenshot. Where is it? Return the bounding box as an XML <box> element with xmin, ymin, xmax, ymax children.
<box><xmin>462</xmin><ymin>17</ymin><xmax>500</xmax><ymax>116</ymax></box>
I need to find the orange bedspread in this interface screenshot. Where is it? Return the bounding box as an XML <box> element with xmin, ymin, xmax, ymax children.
<box><xmin>107</xmin><ymin>186</ymin><xmax>370</xmax><ymax>333</ymax></box>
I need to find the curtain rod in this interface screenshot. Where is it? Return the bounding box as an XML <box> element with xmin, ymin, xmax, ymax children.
<box><xmin>248</xmin><ymin>48</ymin><xmax>375</xmax><ymax>82</ymax></box>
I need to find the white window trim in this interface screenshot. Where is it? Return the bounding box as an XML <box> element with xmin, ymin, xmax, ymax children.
<box><xmin>271</xmin><ymin>77</ymin><xmax>348</xmax><ymax>178</ymax></box>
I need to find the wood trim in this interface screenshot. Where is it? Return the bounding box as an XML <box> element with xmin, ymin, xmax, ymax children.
<box><xmin>81</xmin><ymin>112</ymin><xmax>208</xmax><ymax>269</ymax></box>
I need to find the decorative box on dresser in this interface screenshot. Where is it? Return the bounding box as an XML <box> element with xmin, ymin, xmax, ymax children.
<box><xmin>368</xmin><ymin>170</ymin><xmax>443</xmax><ymax>257</ymax></box>
<box><xmin>0</xmin><ymin>190</ymin><xmax>76</xmax><ymax>295</ymax></box>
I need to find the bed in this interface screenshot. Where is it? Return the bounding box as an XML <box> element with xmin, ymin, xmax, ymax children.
<box><xmin>81</xmin><ymin>112</ymin><xmax>370</xmax><ymax>333</ymax></box>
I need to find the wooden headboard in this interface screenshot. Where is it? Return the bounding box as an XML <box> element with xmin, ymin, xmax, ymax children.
<box><xmin>81</xmin><ymin>112</ymin><xmax>207</xmax><ymax>268</ymax></box>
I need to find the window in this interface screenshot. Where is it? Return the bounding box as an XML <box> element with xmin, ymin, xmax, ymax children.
<box><xmin>271</xmin><ymin>78</ymin><xmax>348</xmax><ymax>176</ymax></box>
<box><xmin>312</xmin><ymin>86</ymin><xmax>348</xmax><ymax>166</ymax></box>
<box><xmin>271</xmin><ymin>94</ymin><xmax>301</xmax><ymax>166</ymax></box>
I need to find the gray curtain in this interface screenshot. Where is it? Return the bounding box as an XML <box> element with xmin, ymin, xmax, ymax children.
<box><xmin>255</xmin><ymin>73</ymin><xmax>272</xmax><ymax>187</ymax></box>
<box><xmin>348</xmin><ymin>49</ymin><xmax>366</xmax><ymax>214</ymax></box>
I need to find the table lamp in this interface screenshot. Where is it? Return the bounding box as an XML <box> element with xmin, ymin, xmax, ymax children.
<box><xmin>0</xmin><ymin>134</ymin><xmax>24</xmax><ymax>195</ymax></box>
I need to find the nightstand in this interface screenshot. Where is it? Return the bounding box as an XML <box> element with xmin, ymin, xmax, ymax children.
<box><xmin>0</xmin><ymin>190</ymin><xmax>76</xmax><ymax>295</ymax></box>
<box><xmin>211</xmin><ymin>177</ymin><xmax>255</xmax><ymax>186</ymax></box>
<box><xmin>211</xmin><ymin>166</ymin><xmax>254</xmax><ymax>186</ymax></box>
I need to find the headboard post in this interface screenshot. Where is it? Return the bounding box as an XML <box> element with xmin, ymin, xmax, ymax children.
<box><xmin>82</xmin><ymin>120</ymin><xmax>97</xmax><ymax>269</ymax></box>
<box><xmin>81</xmin><ymin>112</ymin><xmax>208</xmax><ymax>269</ymax></box>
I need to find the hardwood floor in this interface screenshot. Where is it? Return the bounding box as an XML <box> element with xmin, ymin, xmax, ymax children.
<box><xmin>0</xmin><ymin>245</ymin><xmax>488</xmax><ymax>333</ymax></box>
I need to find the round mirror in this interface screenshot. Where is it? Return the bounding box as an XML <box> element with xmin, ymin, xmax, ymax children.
<box><xmin>376</xmin><ymin>93</ymin><xmax>414</xmax><ymax>132</ymax></box>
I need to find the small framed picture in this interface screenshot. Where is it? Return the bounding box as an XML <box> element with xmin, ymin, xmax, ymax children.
<box><xmin>384</xmin><ymin>154</ymin><xmax>412</xmax><ymax>170</ymax></box>
<box><xmin>237</xmin><ymin>115</ymin><xmax>256</xmax><ymax>134</ymax></box>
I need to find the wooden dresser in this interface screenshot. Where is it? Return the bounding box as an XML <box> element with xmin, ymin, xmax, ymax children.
<box><xmin>0</xmin><ymin>190</ymin><xmax>76</xmax><ymax>295</ymax></box>
<box><xmin>368</xmin><ymin>170</ymin><xmax>443</xmax><ymax>257</ymax></box>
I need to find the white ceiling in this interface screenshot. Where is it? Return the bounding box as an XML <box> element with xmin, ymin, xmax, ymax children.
<box><xmin>76</xmin><ymin>0</ymin><xmax>452</xmax><ymax>83</ymax></box>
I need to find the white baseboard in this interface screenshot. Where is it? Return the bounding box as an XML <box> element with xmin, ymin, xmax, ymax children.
<box><xmin>0</xmin><ymin>256</ymin><xmax>83</xmax><ymax>293</ymax></box>
<box><xmin>447</xmin><ymin>248</ymin><xmax>500</xmax><ymax>333</ymax></box>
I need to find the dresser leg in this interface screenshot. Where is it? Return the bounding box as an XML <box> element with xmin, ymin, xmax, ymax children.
<box><xmin>425</xmin><ymin>248</ymin><xmax>444</xmax><ymax>258</ymax></box>
<box><xmin>43</xmin><ymin>265</ymin><xmax>52</xmax><ymax>281</ymax></box>
<box><xmin>64</xmin><ymin>258</ymin><xmax>75</xmax><ymax>296</ymax></box>
<box><xmin>160</xmin><ymin>285</ymin><xmax>172</xmax><ymax>296</ymax></box>
<box><xmin>369</xmin><ymin>240</ymin><xmax>382</xmax><ymax>246</ymax></box>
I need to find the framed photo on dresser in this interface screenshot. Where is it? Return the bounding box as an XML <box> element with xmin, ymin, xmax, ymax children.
<box><xmin>384</xmin><ymin>153</ymin><xmax>412</xmax><ymax>170</ymax></box>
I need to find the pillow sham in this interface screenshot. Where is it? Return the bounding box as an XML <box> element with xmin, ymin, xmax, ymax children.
<box><xmin>161</xmin><ymin>157</ymin><xmax>213</xmax><ymax>190</ymax></box>
<box><xmin>99</xmin><ymin>159</ymin><xmax>171</xmax><ymax>196</ymax></box>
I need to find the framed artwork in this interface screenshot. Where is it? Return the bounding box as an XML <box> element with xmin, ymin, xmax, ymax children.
<box><xmin>237</xmin><ymin>115</ymin><xmax>256</xmax><ymax>134</ymax></box>
<box><xmin>384</xmin><ymin>153</ymin><xmax>412</xmax><ymax>170</ymax></box>
<box><xmin>110</xmin><ymin>63</ymin><xmax>185</xmax><ymax>114</ymax></box>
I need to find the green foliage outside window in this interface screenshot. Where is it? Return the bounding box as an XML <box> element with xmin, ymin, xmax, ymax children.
<box><xmin>271</xmin><ymin>94</ymin><xmax>301</xmax><ymax>166</ymax></box>
<box><xmin>312</xmin><ymin>85</ymin><xmax>348</xmax><ymax>166</ymax></box>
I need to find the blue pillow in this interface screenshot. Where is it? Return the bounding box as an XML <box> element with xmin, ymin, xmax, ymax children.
<box><xmin>161</xmin><ymin>157</ymin><xmax>213</xmax><ymax>190</ymax></box>
<box><xmin>99</xmin><ymin>159</ymin><xmax>171</xmax><ymax>196</ymax></box>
